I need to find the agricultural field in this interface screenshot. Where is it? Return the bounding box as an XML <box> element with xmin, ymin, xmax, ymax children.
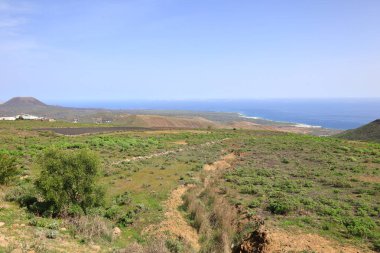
<box><xmin>0</xmin><ymin>121</ymin><xmax>379</xmax><ymax>252</ymax></box>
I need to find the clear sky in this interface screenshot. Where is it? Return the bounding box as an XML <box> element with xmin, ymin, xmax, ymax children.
<box><xmin>1</xmin><ymin>0</ymin><xmax>380</xmax><ymax>101</ymax></box>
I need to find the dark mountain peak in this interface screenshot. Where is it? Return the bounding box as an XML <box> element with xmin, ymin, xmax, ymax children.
<box><xmin>372</xmin><ymin>119</ymin><xmax>380</xmax><ymax>125</ymax></box>
<box><xmin>3</xmin><ymin>97</ymin><xmax>47</xmax><ymax>107</ymax></box>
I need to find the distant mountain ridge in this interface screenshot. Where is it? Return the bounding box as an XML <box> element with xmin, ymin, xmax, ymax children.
<box><xmin>337</xmin><ymin>119</ymin><xmax>380</xmax><ymax>142</ymax></box>
<box><xmin>3</xmin><ymin>97</ymin><xmax>47</xmax><ymax>107</ymax></box>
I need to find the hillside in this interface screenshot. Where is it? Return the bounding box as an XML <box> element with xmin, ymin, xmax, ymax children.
<box><xmin>3</xmin><ymin>97</ymin><xmax>47</xmax><ymax>107</ymax></box>
<box><xmin>337</xmin><ymin>119</ymin><xmax>380</xmax><ymax>142</ymax></box>
<box><xmin>0</xmin><ymin>122</ymin><xmax>378</xmax><ymax>252</ymax></box>
<box><xmin>120</xmin><ymin>115</ymin><xmax>218</xmax><ymax>128</ymax></box>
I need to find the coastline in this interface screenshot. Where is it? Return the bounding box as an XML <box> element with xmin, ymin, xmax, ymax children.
<box><xmin>237</xmin><ymin>113</ymin><xmax>322</xmax><ymax>129</ymax></box>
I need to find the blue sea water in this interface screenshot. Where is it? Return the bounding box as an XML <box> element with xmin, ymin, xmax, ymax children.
<box><xmin>56</xmin><ymin>98</ymin><xmax>380</xmax><ymax>130</ymax></box>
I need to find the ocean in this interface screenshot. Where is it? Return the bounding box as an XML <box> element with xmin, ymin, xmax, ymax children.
<box><xmin>56</xmin><ymin>98</ymin><xmax>380</xmax><ymax>130</ymax></box>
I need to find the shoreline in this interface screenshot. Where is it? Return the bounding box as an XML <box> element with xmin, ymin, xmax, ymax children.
<box><xmin>237</xmin><ymin>113</ymin><xmax>323</xmax><ymax>129</ymax></box>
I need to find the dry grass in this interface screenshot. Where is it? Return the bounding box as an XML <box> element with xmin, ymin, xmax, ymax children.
<box><xmin>65</xmin><ymin>215</ymin><xmax>113</xmax><ymax>242</ymax></box>
<box><xmin>117</xmin><ymin>239</ymin><xmax>169</xmax><ymax>253</ymax></box>
<box><xmin>183</xmin><ymin>177</ymin><xmax>239</xmax><ymax>253</ymax></box>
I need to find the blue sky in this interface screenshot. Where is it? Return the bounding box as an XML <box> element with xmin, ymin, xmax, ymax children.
<box><xmin>0</xmin><ymin>0</ymin><xmax>379</xmax><ymax>101</ymax></box>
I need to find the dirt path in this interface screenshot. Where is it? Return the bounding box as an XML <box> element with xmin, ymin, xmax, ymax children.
<box><xmin>144</xmin><ymin>186</ymin><xmax>200</xmax><ymax>252</ymax></box>
<box><xmin>156</xmin><ymin>185</ymin><xmax>200</xmax><ymax>252</ymax></box>
<box><xmin>146</xmin><ymin>151</ymin><xmax>236</xmax><ymax>252</ymax></box>
<box><xmin>203</xmin><ymin>153</ymin><xmax>236</xmax><ymax>188</ymax></box>
<box><xmin>112</xmin><ymin>139</ymin><xmax>227</xmax><ymax>165</ymax></box>
<box><xmin>204</xmin><ymin>153</ymin><xmax>236</xmax><ymax>171</ymax></box>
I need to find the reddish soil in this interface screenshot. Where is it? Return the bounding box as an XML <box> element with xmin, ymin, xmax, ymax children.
<box><xmin>203</xmin><ymin>153</ymin><xmax>236</xmax><ymax>171</ymax></box>
<box><xmin>147</xmin><ymin>185</ymin><xmax>200</xmax><ymax>252</ymax></box>
<box><xmin>357</xmin><ymin>175</ymin><xmax>380</xmax><ymax>183</ymax></box>
<box><xmin>172</xmin><ymin>140</ymin><xmax>188</xmax><ymax>145</ymax></box>
<box><xmin>134</xmin><ymin>115</ymin><xmax>218</xmax><ymax>129</ymax></box>
<box><xmin>265</xmin><ymin>228</ymin><xmax>371</xmax><ymax>253</ymax></box>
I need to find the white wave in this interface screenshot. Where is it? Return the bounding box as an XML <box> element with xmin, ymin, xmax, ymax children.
<box><xmin>239</xmin><ymin>113</ymin><xmax>323</xmax><ymax>128</ymax></box>
<box><xmin>238</xmin><ymin>113</ymin><xmax>261</xmax><ymax>120</ymax></box>
<box><xmin>293</xmin><ymin>123</ymin><xmax>322</xmax><ymax>128</ymax></box>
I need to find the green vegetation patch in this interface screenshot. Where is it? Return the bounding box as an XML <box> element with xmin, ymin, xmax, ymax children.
<box><xmin>223</xmin><ymin>132</ymin><xmax>380</xmax><ymax>250</ymax></box>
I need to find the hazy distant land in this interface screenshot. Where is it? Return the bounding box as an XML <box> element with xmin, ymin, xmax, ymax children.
<box><xmin>0</xmin><ymin>97</ymin><xmax>341</xmax><ymax>136</ymax></box>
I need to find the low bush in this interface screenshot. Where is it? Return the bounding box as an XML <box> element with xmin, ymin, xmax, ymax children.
<box><xmin>5</xmin><ymin>183</ymin><xmax>34</xmax><ymax>202</ymax></box>
<box><xmin>117</xmin><ymin>210</ymin><xmax>136</xmax><ymax>227</ymax></box>
<box><xmin>0</xmin><ymin>153</ymin><xmax>18</xmax><ymax>185</ymax></box>
<box><xmin>247</xmin><ymin>199</ymin><xmax>261</xmax><ymax>208</ymax></box>
<box><xmin>343</xmin><ymin>216</ymin><xmax>376</xmax><ymax>238</ymax></box>
<box><xmin>239</xmin><ymin>185</ymin><xmax>260</xmax><ymax>195</ymax></box>
<box><xmin>373</xmin><ymin>239</ymin><xmax>380</xmax><ymax>251</ymax></box>
<box><xmin>104</xmin><ymin>205</ymin><xmax>124</xmax><ymax>220</ymax></box>
<box><xmin>46</xmin><ymin>229</ymin><xmax>59</xmax><ymax>239</ymax></box>
<box><xmin>114</xmin><ymin>191</ymin><xmax>132</xmax><ymax>206</ymax></box>
<box><xmin>268</xmin><ymin>194</ymin><xmax>298</xmax><ymax>215</ymax></box>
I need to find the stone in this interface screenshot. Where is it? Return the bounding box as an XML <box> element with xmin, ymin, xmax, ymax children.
<box><xmin>0</xmin><ymin>222</ymin><xmax>5</xmax><ymax>227</ymax></box>
<box><xmin>113</xmin><ymin>227</ymin><xmax>122</xmax><ymax>237</ymax></box>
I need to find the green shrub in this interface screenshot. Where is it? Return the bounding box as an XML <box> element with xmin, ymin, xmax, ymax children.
<box><xmin>0</xmin><ymin>154</ymin><xmax>18</xmax><ymax>185</ymax></box>
<box><xmin>268</xmin><ymin>194</ymin><xmax>298</xmax><ymax>215</ymax></box>
<box><xmin>343</xmin><ymin>216</ymin><xmax>376</xmax><ymax>238</ymax></box>
<box><xmin>247</xmin><ymin>199</ymin><xmax>261</xmax><ymax>208</ymax></box>
<box><xmin>3</xmin><ymin>182</ymin><xmax>54</xmax><ymax>215</ymax></box>
<box><xmin>67</xmin><ymin>204</ymin><xmax>85</xmax><ymax>217</ymax></box>
<box><xmin>330</xmin><ymin>179</ymin><xmax>352</xmax><ymax>188</ymax></box>
<box><xmin>5</xmin><ymin>183</ymin><xmax>33</xmax><ymax>202</ymax></box>
<box><xmin>28</xmin><ymin>218</ymin><xmax>47</xmax><ymax>227</ymax></box>
<box><xmin>239</xmin><ymin>185</ymin><xmax>260</xmax><ymax>195</ymax></box>
<box><xmin>46</xmin><ymin>229</ymin><xmax>59</xmax><ymax>239</ymax></box>
<box><xmin>117</xmin><ymin>210</ymin><xmax>136</xmax><ymax>227</ymax></box>
<box><xmin>35</xmin><ymin>148</ymin><xmax>105</xmax><ymax>216</ymax></box>
<box><xmin>113</xmin><ymin>191</ymin><xmax>132</xmax><ymax>206</ymax></box>
<box><xmin>47</xmin><ymin>221</ymin><xmax>59</xmax><ymax>230</ymax></box>
<box><xmin>373</xmin><ymin>239</ymin><xmax>380</xmax><ymax>251</ymax></box>
<box><xmin>281</xmin><ymin>158</ymin><xmax>290</xmax><ymax>164</ymax></box>
<box><xmin>104</xmin><ymin>205</ymin><xmax>123</xmax><ymax>220</ymax></box>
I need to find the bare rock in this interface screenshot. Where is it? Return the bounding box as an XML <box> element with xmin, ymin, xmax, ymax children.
<box><xmin>0</xmin><ymin>222</ymin><xmax>5</xmax><ymax>227</ymax></box>
<box><xmin>113</xmin><ymin>227</ymin><xmax>122</xmax><ymax>237</ymax></box>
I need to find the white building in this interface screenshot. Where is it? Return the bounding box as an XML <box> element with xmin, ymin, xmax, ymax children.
<box><xmin>16</xmin><ymin>114</ymin><xmax>43</xmax><ymax>120</ymax></box>
<box><xmin>0</xmin><ymin>116</ymin><xmax>16</xmax><ymax>121</ymax></box>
